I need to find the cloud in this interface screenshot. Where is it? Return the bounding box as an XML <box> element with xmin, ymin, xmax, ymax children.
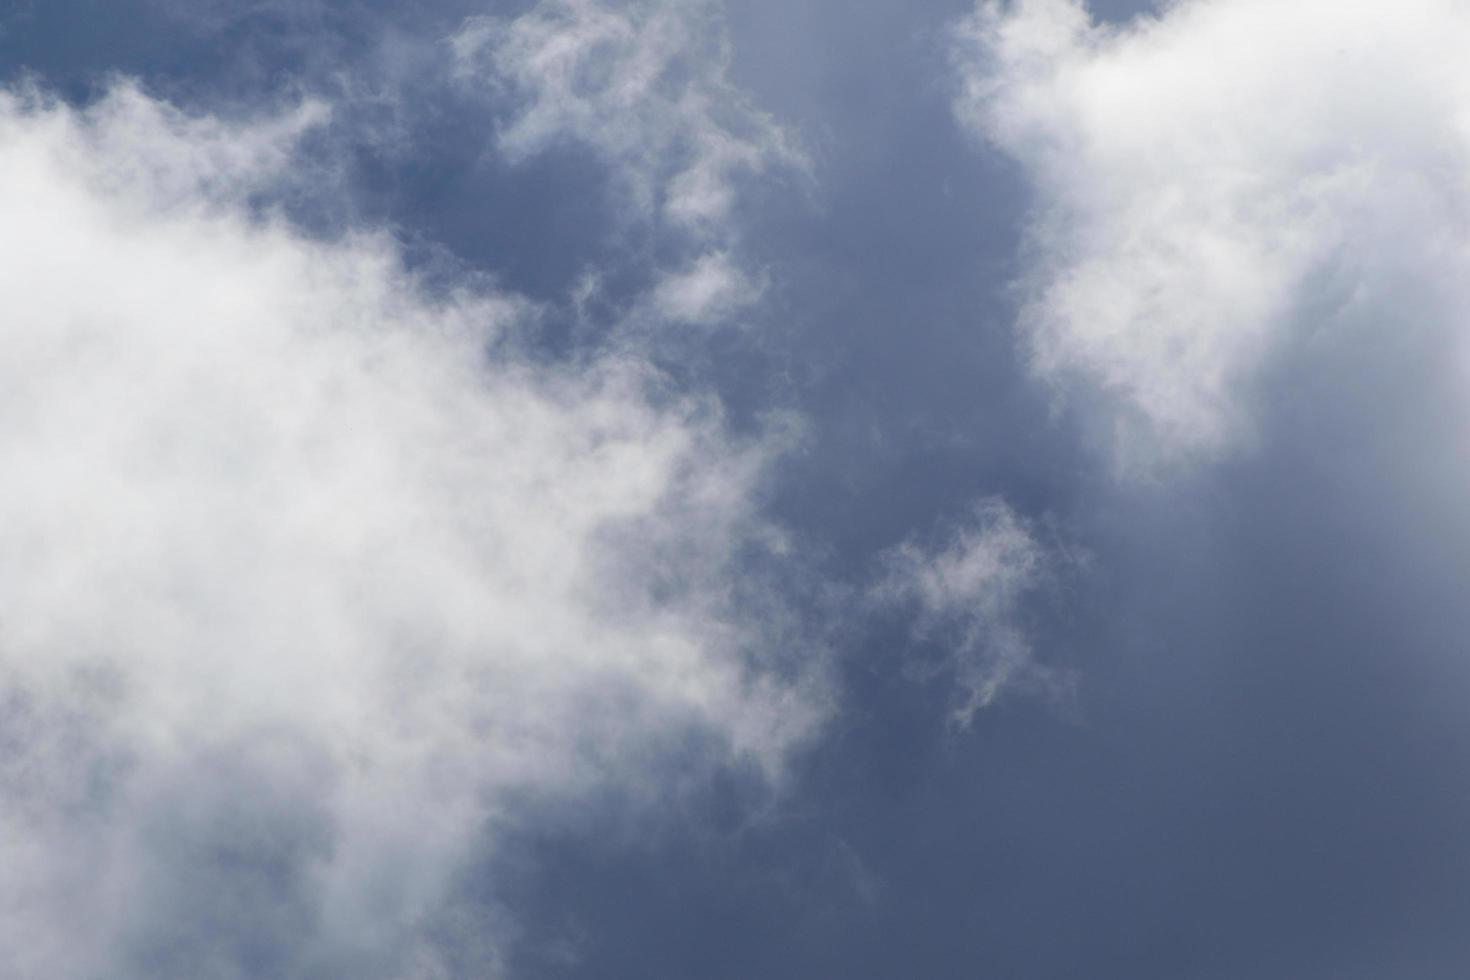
<box><xmin>452</xmin><ymin>0</ymin><xmax>804</xmax><ymax>331</ymax></box>
<box><xmin>649</xmin><ymin>250</ymin><xmax>759</xmax><ymax>325</ymax></box>
<box><xmin>0</xmin><ymin>82</ymin><xmax>824</xmax><ymax>979</ymax></box>
<box><xmin>876</xmin><ymin>499</ymin><xmax>1072</xmax><ymax>725</ymax></box>
<box><xmin>952</xmin><ymin>0</ymin><xmax>1470</xmax><ymax>472</ymax></box>
<box><xmin>453</xmin><ymin>0</ymin><xmax>803</xmax><ymax>233</ymax></box>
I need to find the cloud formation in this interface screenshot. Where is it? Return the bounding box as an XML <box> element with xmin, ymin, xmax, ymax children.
<box><xmin>953</xmin><ymin>0</ymin><xmax>1470</xmax><ymax>471</ymax></box>
<box><xmin>454</xmin><ymin>0</ymin><xmax>804</xmax><ymax>328</ymax></box>
<box><xmin>454</xmin><ymin>0</ymin><xmax>801</xmax><ymax>231</ymax></box>
<box><xmin>876</xmin><ymin>499</ymin><xmax>1069</xmax><ymax>725</ymax></box>
<box><xmin>0</xmin><ymin>82</ymin><xmax>822</xmax><ymax>979</ymax></box>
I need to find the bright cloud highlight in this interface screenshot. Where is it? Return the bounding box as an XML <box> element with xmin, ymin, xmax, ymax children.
<box><xmin>954</xmin><ymin>0</ymin><xmax>1470</xmax><ymax>470</ymax></box>
<box><xmin>0</xmin><ymin>82</ymin><xmax>821</xmax><ymax>980</ymax></box>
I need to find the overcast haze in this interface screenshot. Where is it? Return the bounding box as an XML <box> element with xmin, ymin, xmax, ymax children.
<box><xmin>4</xmin><ymin>1</ymin><xmax>1470</xmax><ymax>978</ymax></box>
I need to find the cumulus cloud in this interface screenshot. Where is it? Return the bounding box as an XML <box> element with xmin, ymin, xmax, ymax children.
<box><xmin>876</xmin><ymin>499</ymin><xmax>1071</xmax><ymax>725</ymax></box>
<box><xmin>953</xmin><ymin>0</ymin><xmax>1470</xmax><ymax>471</ymax></box>
<box><xmin>0</xmin><ymin>82</ymin><xmax>823</xmax><ymax>979</ymax></box>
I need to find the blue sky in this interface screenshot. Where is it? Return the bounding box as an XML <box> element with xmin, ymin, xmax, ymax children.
<box><xmin>5</xmin><ymin>2</ymin><xmax>1470</xmax><ymax>978</ymax></box>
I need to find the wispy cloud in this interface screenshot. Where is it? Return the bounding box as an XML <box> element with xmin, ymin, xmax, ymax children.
<box><xmin>454</xmin><ymin>0</ymin><xmax>803</xmax><ymax>231</ymax></box>
<box><xmin>453</xmin><ymin>0</ymin><xmax>806</xmax><ymax>329</ymax></box>
<box><xmin>875</xmin><ymin>498</ymin><xmax>1074</xmax><ymax>726</ymax></box>
<box><xmin>649</xmin><ymin>249</ymin><xmax>761</xmax><ymax>325</ymax></box>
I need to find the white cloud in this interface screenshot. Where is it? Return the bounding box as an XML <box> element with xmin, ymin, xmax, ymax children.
<box><xmin>876</xmin><ymin>499</ymin><xmax>1071</xmax><ymax>725</ymax></box>
<box><xmin>453</xmin><ymin>0</ymin><xmax>803</xmax><ymax>235</ymax></box>
<box><xmin>0</xmin><ymin>82</ymin><xmax>823</xmax><ymax>979</ymax></box>
<box><xmin>649</xmin><ymin>250</ymin><xmax>759</xmax><ymax>325</ymax></box>
<box><xmin>451</xmin><ymin>0</ymin><xmax>802</xmax><ymax>334</ymax></box>
<box><xmin>953</xmin><ymin>0</ymin><xmax>1470</xmax><ymax>471</ymax></box>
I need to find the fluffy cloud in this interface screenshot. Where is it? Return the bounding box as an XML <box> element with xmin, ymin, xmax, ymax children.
<box><xmin>953</xmin><ymin>0</ymin><xmax>1470</xmax><ymax>471</ymax></box>
<box><xmin>0</xmin><ymin>83</ymin><xmax>822</xmax><ymax>979</ymax></box>
<box><xmin>876</xmin><ymin>499</ymin><xmax>1071</xmax><ymax>725</ymax></box>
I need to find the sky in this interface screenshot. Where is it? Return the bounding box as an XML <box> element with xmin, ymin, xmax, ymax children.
<box><xmin>4</xmin><ymin>1</ymin><xmax>1470</xmax><ymax>978</ymax></box>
